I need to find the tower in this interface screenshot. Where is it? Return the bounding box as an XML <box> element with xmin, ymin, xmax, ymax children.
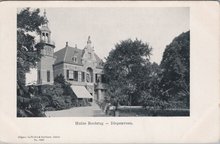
<box><xmin>36</xmin><ymin>10</ymin><xmax>55</xmax><ymax>85</ymax></box>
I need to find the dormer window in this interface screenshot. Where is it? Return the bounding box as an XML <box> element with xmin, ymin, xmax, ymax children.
<box><xmin>72</xmin><ymin>56</ymin><xmax>77</xmax><ymax>63</ymax></box>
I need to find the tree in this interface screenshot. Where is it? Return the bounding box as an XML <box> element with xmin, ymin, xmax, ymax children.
<box><xmin>159</xmin><ymin>31</ymin><xmax>190</xmax><ymax>108</ymax></box>
<box><xmin>17</xmin><ymin>8</ymin><xmax>45</xmax><ymax>86</ymax></box>
<box><xmin>17</xmin><ymin>8</ymin><xmax>45</xmax><ymax>117</ymax></box>
<box><xmin>136</xmin><ymin>62</ymin><xmax>169</xmax><ymax>109</ymax></box>
<box><xmin>104</xmin><ymin>39</ymin><xmax>152</xmax><ymax>106</ymax></box>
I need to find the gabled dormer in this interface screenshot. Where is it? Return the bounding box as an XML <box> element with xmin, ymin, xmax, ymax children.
<box><xmin>82</xmin><ymin>36</ymin><xmax>96</xmax><ymax>65</ymax></box>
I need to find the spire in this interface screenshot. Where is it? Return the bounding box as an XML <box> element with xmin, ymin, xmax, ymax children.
<box><xmin>44</xmin><ymin>9</ymin><xmax>46</xmax><ymax>17</ymax></box>
<box><xmin>40</xmin><ymin>9</ymin><xmax>50</xmax><ymax>32</ymax></box>
<box><xmin>43</xmin><ymin>9</ymin><xmax>49</xmax><ymax>26</ymax></box>
<box><xmin>87</xmin><ymin>36</ymin><xmax>91</xmax><ymax>44</ymax></box>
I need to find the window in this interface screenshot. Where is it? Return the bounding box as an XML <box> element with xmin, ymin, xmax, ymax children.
<box><xmin>101</xmin><ymin>74</ymin><xmax>106</xmax><ymax>83</ymax></box>
<box><xmin>72</xmin><ymin>56</ymin><xmax>77</xmax><ymax>63</ymax></box>
<box><xmin>95</xmin><ymin>74</ymin><xmax>98</xmax><ymax>83</ymax></box>
<box><xmin>38</xmin><ymin>70</ymin><xmax>41</xmax><ymax>82</ymax></box>
<box><xmin>81</xmin><ymin>72</ymin><xmax>85</xmax><ymax>82</ymax></box>
<box><xmin>86</xmin><ymin>68</ymin><xmax>93</xmax><ymax>83</ymax></box>
<box><xmin>74</xmin><ymin>71</ymin><xmax>78</xmax><ymax>81</ymax></box>
<box><xmin>45</xmin><ymin>33</ymin><xmax>48</xmax><ymax>42</ymax></box>
<box><xmin>47</xmin><ymin>71</ymin><xmax>50</xmax><ymax>82</ymax></box>
<box><xmin>69</xmin><ymin>71</ymin><xmax>73</xmax><ymax>80</ymax></box>
<box><xmin>86</xmin><ymin>73</ymin><xmax>93</xmax><ymax>83</ymax></box>
<box><xmin>66</xmin><ymin>70</ymin><xmax>69</xmax><ymax>80</ymax></box>
<box><xmin>91</xmin><ymin>74</ymin><xmax>93</xmax><ymax>83</ymax></box>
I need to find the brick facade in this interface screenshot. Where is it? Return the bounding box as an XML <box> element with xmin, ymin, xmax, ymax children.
<box><xmin>37</xmin><ymin>12</ymin><xmax>106</xmax><ymax>101</ymax></box>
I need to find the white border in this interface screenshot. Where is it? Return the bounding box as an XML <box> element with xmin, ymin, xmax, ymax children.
<box><xmin>0</xmin><ymin>1</ymin><xmax>219</xmax><ymax>143</ymax></box>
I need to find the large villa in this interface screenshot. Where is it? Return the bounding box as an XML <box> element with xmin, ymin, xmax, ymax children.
<box><xmin>29</xmin><ymin>10</ymin><xmax>107</xmax><ymax>102</ymax></box>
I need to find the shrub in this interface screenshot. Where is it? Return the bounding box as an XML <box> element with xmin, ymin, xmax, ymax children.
<box><xmin>18</xmin><ymin>75</ymin><xmax>85</xmax><ymax>116</ymax></box>
<box><xmin>29</xmin><ymin>97</ymin><xmax>46</xmax><ymax>117</ymax></box>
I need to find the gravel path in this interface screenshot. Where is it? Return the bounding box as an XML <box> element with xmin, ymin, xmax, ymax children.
<box><xmin>45</xmin><ymin>102</ymin><xmax>106</xmax><ymax>117</ymax></box>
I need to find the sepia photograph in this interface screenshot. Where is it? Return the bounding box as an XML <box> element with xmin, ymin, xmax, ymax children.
<box><xmin>17</xmin><ymin>7</ymin><xmax>190</xmax><ymax>117</ymax></box>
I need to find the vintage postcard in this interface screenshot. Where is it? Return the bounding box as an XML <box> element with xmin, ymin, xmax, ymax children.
<box><xmin>0</xmin><ymin>1</ymin><xmax>219</xmax><ymax>143</ymax></box>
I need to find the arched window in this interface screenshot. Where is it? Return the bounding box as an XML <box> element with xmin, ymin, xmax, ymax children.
<box><xmin>86</xmin><ymin>67</ymin><xmax>93</xmax><ymax>83</ymax></box>
<box><xmin>45</xmin><ymin>33</ymin><xmax>48</xmax><ymax>42</ymax></box>
<box><xmin>42</xmin><ymin>33</ymin><xmax>45</xmax><ymax>42</ymax></box>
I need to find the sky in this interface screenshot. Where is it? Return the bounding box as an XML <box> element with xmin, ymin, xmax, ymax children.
<box><xmin>26</xmin><ymin>7</ymin><xmax>189</xmax><ymax>84</ymax></box>
<box><xmin>42</xmin><ymin>7</ymin><xmax>189</xmax><ymax>64</ymax></box>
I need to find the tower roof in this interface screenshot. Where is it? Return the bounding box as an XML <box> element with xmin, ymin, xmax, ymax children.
<box><xmin>40</xmin><ymin>9</ymin><xmax>51</xmax><ymax>32</ymax></box>
<box><xmin>40</xmin><ymin>26</ymin><xmax>51</xmax><ymax>32</ymax></box>
<box><xmin>43</xmin><ymin>9</ymin><xmax>49</xmax><ymax>24</ymax></box>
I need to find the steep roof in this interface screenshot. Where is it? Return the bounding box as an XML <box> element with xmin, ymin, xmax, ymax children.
<box><xmin>54</xmin><ymin>46</ymin><xmax>104</xmax><ymax>69</ymax></box>
<box><xmin>40</xmin><ymin>26</ymin><xmax>51</xmax><ymax>32</ymax></box>
<box><xmin>54</xmin><ymin>47</ymin><xmax>67</xmax><ymax>64</ymax></box>
<box><xmin>94</xmin><ymin>53</ymin><xmax>104</xmax><ymax>69</ymax></box>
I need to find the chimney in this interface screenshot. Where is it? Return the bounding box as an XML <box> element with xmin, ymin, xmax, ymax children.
<box><xmin>66</xmin><ymin>42</ymin><xmax>68</xmax><ymax>47</ymax></box>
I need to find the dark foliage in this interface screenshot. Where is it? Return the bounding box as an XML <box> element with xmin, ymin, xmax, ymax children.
<box><xmin>17</xmin><ymin>8</ymin><xmax>46</xmax><ymax>117</ymax></box>
<box><xmin>37</xmin><ymin>75</ymin><xmax>91</xmax><ymax>111</ymax></box>
<box><xmin>17</xmin><ymin>8</ymin><xmax>45</xmax><ymax>75</ymax></box>
<box><xmin>54</xmin><ymin>74</ymin><xmax>73</xmax><ymax>95</ymax></box>
<box><xmin>36</xmin><ymin>84</ymin><xmax>74</xmax><ymax>111</ymax></box>
<box><xmin>104</xmin><ymin>39</ymin><xmax>153</xmax><ymax>106</ymax></box>
<box><xmin>103</xmin><ymin>31</ymin><xmax>190</xmax><ymax>112</ymax></box>
<box><xmin>159</xmin><ymin>31</ymin><xmax>190</xmax><ymax>109</ymax></box>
